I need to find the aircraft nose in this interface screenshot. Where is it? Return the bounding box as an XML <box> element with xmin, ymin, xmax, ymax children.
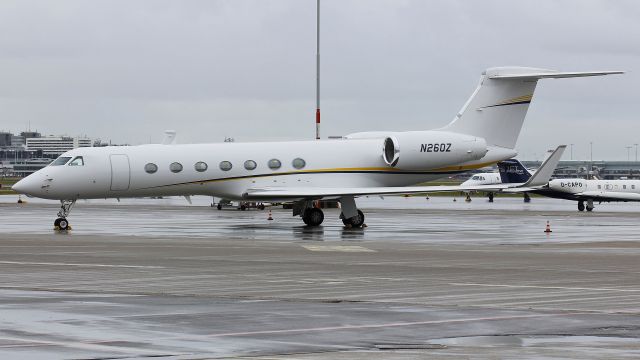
<box><xmin>12</xmin><ymin>176</ymin><xmax>38</xmax><ymax>195</ymax></box>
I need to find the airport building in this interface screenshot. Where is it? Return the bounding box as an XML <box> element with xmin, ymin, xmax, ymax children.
<box><xmin>462</xmin><ymin>160</ymin><xmax>640</xmax><ymax>181</ymax></box>
<box><xmin>522</xmin><ymin>160</ymin><xmax>640</xmax><ymax>180</ymax></box>
<box><xmin>26</xmin><ymin>135</ymin><xmax>92</xmax><ymax>156</ymax></box>
<box><xmin>0</xmin><ymin>131</ymin><xmax>93</xmax><ymax>176</ymax></box>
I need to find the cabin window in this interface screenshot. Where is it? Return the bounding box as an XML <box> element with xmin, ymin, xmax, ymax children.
<box><xmin>244</xmin><ymin>160</ymin><xmax>257</xmax><ymax>170</ymax></box>
<box><xmin>268</xmin><ymin>159</ymin><xmax>282</xmax><ymax>170</ymax></box>
<box><xmin>145</xmin><ymin>163</ymin><xmax>158</xmax><ymax>174</ymax></box>
<box><xmin>50</xmin><ymin>156</ymin><xmax>72</xmax><ymax>166</ymax></box>
<box><xmin>624</xmin><ymin>185</ymin><xmax>627</xmax><ymax>189</ymax></box>
<box><xmin>633</xmin><ymin>185</ymin><xmax>636</xmax><ymax>190</ymax></box>
<box><xmin>170</xmin><ymin>162</ymin><xmax>183</xmax><ymax>173</ymax></box>
<box><xmin>292</xmin><ymin>158</ymin><xmax>306</xmax><ymax>169</ymax></box>
<box><xmin>68</xmin><ymin>156</ymin><xmax>84</xmax><ymax>166</ymax></box>
<box><xmin>194</xmin><ymin>161</ymin><xmax>208</xmax><ymax>172</ymax></box>
<box><xmin>219</xmin><ymin>161</ymin><xmax>233</xmax><ymax>171</ymax></box>
<box><xmin>597</xmin><ymin>185</ymin><xmax>601</xmax><ymax>189</ymax></box>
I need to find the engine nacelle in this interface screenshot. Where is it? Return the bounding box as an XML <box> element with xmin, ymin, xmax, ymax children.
<box><xmin>349</xmin><ymin>130</ymin><xmax>487</xmax><ymax>170</ymax></box>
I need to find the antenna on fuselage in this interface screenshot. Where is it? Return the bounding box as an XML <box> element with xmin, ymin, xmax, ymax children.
<box><xmin>162</xmin><ymin>130</ymin><xmax>177</xmax><ymax>145</ymax></box>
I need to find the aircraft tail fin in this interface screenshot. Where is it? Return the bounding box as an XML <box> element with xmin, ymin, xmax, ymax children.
<box><xmin>522</xmin><ymin>145</ymin><xmax>566</xmax><ymax>187</ymax></box>
<box><xmin>498</xmin><ymin>159</ymin><xmax>532</xmax><ymax>184</ymax></box>
<box><xmin>442</xmin><ymin>67</ymin><xmax>622</xmax><ymax>149</ymax></box>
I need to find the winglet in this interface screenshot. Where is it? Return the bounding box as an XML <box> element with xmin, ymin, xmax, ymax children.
<box><xmin>522</xmin><ymin>145</ymin><xmax>566</xmax><ymax>187</ymax></box>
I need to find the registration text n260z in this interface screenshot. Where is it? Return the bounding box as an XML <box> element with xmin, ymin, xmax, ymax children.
<box><xmin>420</xmin><ymin>143</ymin><xmax>452</xmax><ymax>153</ymax></box>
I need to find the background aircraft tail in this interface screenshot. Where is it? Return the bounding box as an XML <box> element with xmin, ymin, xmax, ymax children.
<box><xmin>442</xmin><ymin>67</ymin><xmax>622</xmax><ymax>149</ymax></box>
<box><xmin>498</xmin><ymin>159</ymin><xmax>532</xmax><ymax>184</ymax></box>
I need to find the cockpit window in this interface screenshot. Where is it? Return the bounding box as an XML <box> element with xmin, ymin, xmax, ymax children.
<box><xmin>68</xmin><ymin>156</ymin><xmax>84</xmax><ymax>166</ymax></box>
<box><xmin>50</xmin><ymin>156</ymin><xmax>72</xmax><ymax>166</ymax></box>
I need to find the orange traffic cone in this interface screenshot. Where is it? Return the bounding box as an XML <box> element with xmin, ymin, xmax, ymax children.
<box><xmin>544</xmin><ymin>221</ymin><xmax>552</xmax><ymax>233</ymax></box>
<box><xmin>267</xmin><ymin>209</ymin><xmax>273</xmax><ymax>221</ymax></box>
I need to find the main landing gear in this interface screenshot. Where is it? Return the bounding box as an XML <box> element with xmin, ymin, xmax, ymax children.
<box><xmin>54</xmin><ymin>200</ymin><xmax>75</xmax><ymax>231</ymax></box>
<box><xmin>302</xmin><ymin>208</ymin><xmax>325</xmax><ymax>226</ymax></box>
<box><xmin>295</xmin><ymin>196</ymin><xmax>366</xmax><ymax>228</ymax></box>
<box><xmin>578</xmin><ymin>200</ymin><xmax>594</xmax><ymax>212</ymax></box>
<box><xmin>341</xmin><ymin>209</ymin><xmax>365</xmax><ymax>228</ymax></box>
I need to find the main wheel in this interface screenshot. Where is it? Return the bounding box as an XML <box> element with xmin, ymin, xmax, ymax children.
<box><xmin>578</xmin><ymin>201</ymin><xmax>585</xmax><ymax>212</ymax></box>
<box><xmin>586</xmin><ymin>206</ymin><xmax>594</xmax><ymax>212</ymax></box>
<box><xmin>342</xmin><ymin>210</ymin><xmax>365</xmax><ymax>228</ymax></box>
<box><xmin>303</xmin><ymin>208</ymin><xmax>324</xmax><ymax>226</ymax></box>
<box><xmin>217</xmin><ymin>204</ymin><xmax>222</xmax><ymax>210</ymax></box>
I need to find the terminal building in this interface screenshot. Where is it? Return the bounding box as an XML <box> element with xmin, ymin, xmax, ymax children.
<box><xmin>522</xmin><ymin>160</ymin><xmax>640</xmax><ymax>180</ymax></box>
<box><xmin>460</xmin><ymin>160</ymin><xmax>640</xmax><ymax>181</ymax></box>
<box><xmin>26</xmin><ymin>136</ymin><xmax>92</xmax><ymax>156</ymax></box>
<box><xmin>1</xmin><ymin>131</ymin><xmax>93</xmax><ymax>177</ymax></box>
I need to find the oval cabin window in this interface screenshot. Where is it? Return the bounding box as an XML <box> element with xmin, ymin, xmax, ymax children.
<box><xmin>244</xmin><ymin>160</ymin><xmax>257</xmax><ymax>170</ymax></box>
<box><xmin>219</xmin><ymin>161</ymin><xmax>233</xmax><ymax>171</ymax></box>
<box><xmin>292</xmin><ymin>158</ymin><xmax>306</xmax><ymax>169</ymax></box>
<box><xmin>268</xmin><ymin>159</ymin><xmax>282</xmax><ymax>170</ymax></box>
<box><xmin>194</xmin><ymin>161</ymin><xmax>208</xmax><ymax>172</ymax></box>
<box><xmin>145</xmin><ymin>163</ymin><xmax>158</xmax><ymax>174</ymax></box>
<box><xmin>170</xmin><ymin>162</ymin><xmax>183</xmax><ymax>173</ymax></box>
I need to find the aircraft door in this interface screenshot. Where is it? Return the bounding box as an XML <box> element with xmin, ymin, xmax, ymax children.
<box><xmin>110</xmin><ymin>154</ymin><xmax>130</xmax><ymax>191</ymax></box>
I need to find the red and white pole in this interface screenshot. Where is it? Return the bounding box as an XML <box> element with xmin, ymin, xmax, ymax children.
<box><xmin>315</xmin><ymin>0</ymin><xmax>320</xmax><ymax>140</ymax></box>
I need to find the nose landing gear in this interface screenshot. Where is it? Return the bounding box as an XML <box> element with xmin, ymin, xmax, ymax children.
<box><xmin>54</xmin><ymin>200</ymin><xmax>75</xmax><ymax>231</ymax></box>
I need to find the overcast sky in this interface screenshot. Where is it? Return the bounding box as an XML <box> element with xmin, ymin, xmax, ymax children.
<box><xmin>0</xmin><ymin>0</ymin><xmax>638</xmax><ymax>160</ymax></box>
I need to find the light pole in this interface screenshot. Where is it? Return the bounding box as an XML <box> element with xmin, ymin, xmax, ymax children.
<box><xmin>635</xmin><ymin>143</ymin><xmax>638</xmax><ymax>162</ymax></box>
<box><xmin>626</xmin><ymin>146</ymin><xmax>632</xmax><ymax>161</ymax></box>
<box><xmin>570</xmin><ymin>143</ymin><xmax>574</xmax><ymax>160</ymax></box>
<box><xmin>315</xmin><ymin>0</ymin><xmax>321</xmax><ymax>140</ymax></box>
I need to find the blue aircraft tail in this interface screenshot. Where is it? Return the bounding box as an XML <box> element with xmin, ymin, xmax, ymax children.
<box><xmin>497</xmin><ymin>159</ymin><xmax>532</xmax><ymax>183</ymax></box>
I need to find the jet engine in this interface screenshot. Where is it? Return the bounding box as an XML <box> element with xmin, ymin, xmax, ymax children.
<box><xmin>348</xmin><ymin>130</ymin><xmax>488</xmax><ymax>170</ymax></box>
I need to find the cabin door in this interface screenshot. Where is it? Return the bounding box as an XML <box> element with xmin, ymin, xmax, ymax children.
<box><xmin>110</xmin><ymin>154</ymin><xmax>130</xmax><ymax>191</ymax></box>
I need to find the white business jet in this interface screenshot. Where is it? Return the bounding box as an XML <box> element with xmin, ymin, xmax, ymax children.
<box><xmin>498</xmin><ymin>159</ymin><xmax>640</xmax><ymax>212</ymax></box>
<box><xmin>12</xmin><ymin>67</ymin><xmax>620</xmax><ymax>230</ymax></box>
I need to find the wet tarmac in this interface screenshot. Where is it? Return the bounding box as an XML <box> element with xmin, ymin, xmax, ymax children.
<box><xmin>0</xmin><ymin>195</ymin><xmax>640</xmax><ymax>358</ymax></box>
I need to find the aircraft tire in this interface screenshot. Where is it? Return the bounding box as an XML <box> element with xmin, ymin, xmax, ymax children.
<box><xmin>304</xmin><ymin>208</ymin><xmax>324</xmax><ymax>226</ymax></box>
<box><xmin>586</xmin><ymin>206</ymin><xmax>594</xmax><ymax>212</ymax></box>
<box><xmin>217</xmin><ymin>204</ymin><xmax>222</xmax><ymax>210</ymax></box>
<box><xmin>342</xmin><ymin>210</ymin><xmax>365</xmax><ymax>228</ymax></box>
<box><xmin>578</xmin><ymin>201</ymin><xmax>585</xmax><ymax>212</ymax></box>
<box><xmin>56</xmin><ymin>218</ymin><xmax>69</xmax><ymax>230</ymax></box>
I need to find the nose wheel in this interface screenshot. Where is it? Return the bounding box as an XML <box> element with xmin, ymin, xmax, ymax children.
<box><xmin>54</xmin><ymin>200</ymin><xmax>76</xmax><ymax>230</ymax></box>
<box><xmin>54</xmin><ymin>217</ymin><xmax>70</xmax><ymax>231</ymax></box>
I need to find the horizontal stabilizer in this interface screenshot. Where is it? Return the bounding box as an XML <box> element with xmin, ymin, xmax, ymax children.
<box><xmin>490</xmin><ymin>70</ymin><xmax>623</xmax><ymax>80</ymax></box>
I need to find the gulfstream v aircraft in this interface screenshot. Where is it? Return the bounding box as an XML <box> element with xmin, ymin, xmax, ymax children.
<box><xmin>12</xmin><ymin>67</ymin><xmax>621</xmax><ymax>230</ymax></box>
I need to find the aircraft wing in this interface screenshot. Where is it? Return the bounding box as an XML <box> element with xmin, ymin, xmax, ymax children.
<box><xmin>574</xmin><ymin>191</ymin><xmax>640</xmax><ymax>201</ymax></box>
<box><xmin>244</xmin><ymin>183</ymin><xmax>528</xmax><ymax>199</ymax></box>
<box><xmin>244</xmin><ymin>145</ymin><xmax>565</xmax><ymax>200</ymax></box>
